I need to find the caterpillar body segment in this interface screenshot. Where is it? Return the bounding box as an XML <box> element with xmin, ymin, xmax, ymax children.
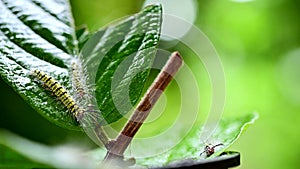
<box><xmin>70</xmin><ymin>60</ymin><xmax>91</xmax><ymax>102</ymax></box>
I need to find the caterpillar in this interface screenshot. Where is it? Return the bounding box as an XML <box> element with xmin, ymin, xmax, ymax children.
<box><xmin>31</xmin><ymin>69</ymin><xmax>109</xmax><ymax>147</ymax></box>
<box><xmin>69</xmin><ymin>60</ymin><xmax>111</xmax><ymax>146</ymax></box>
<box><xmin>70</xmin><ymin>60</ymin><xmax>90</xmax><ymax>102</ymax></box>
<box><xmin>31</xmin><ymin>69</ymin><xmax>85</xmax><ymax>123</ymax></box>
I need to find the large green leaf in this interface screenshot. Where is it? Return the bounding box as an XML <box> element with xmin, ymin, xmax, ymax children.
<box><xmin>135</xmin><ymin>112</ymin><xmax>259</xmax><ymax>168</ymax></box>
<box><xmin>79</xmin><ymin>4</ymin><xmax>162</xmax><ymax>124</ymax></box>
<box><xmin>0</xmin><ymin>0</ymin><xmax>162</xmax><ymax>129</ymax></box>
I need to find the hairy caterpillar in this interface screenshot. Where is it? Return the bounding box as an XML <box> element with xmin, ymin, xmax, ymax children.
<box><xmin>31</xmin><ymin>69</ymin><xmax>98</xmax><ymax>126</ymax></box>
<box><xmin>70</xmin><ymin>60</ymin><xmax>90</xmax><ymax>102</ymax></box>
<box><xmin>69</xmin><ymin>60</ymin><xmax>111</xmax><ymax>146</ymax></box>
<box><xmin>31</xmin><ymin>67</ymin><xmax>109</xmax><ymax>147</ymax></box>
<box><xmin>70</xmin><ymin>59</ymin><xmax>102</xmax><ymax>124</ymax></box>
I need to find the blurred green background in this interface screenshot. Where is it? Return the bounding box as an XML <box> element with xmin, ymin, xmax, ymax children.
<box><xmin>1</xmin><ymin>0</ymin><xmax>300</xmax><ymax>168</ymax></box>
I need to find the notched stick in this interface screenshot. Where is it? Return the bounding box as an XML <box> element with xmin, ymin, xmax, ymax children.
<box><xmin>104</xmin><ymin>51</ymin><xmax>183</xmax><ymax>162</ymax></box>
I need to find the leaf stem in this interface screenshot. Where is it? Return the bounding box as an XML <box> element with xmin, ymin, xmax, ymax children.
<box><xmin>94</xmin><ymin>125</ymin><xmax>111</xmax><ymax>149</ymax></box>
<box><xmin>104</xmin><ymin>51</ymin><xmax>183</xmax><ymax>161</ymax></box>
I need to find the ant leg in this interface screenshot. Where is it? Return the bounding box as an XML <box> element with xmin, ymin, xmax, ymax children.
<box><xmin>212</xmin><ymin>143</ymin><xmax>224</xmax><ymax>149</ymax></box>
<box><xmin>199</xmin><ymin>150</ymin><xmax>205</xmax><ymax>156</ymax></box>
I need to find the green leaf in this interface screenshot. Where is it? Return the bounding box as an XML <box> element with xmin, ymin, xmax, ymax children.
<box><xmin>0</xmin><ymin>0</ymin><xmax>78</xmax><ymax>129</ymax></box>
<box><xmin>135</xmin><ymin>112</ymin><xmax>259</xmax><ymax>168</ymax></box>
<box><xmin>79</xmin><ymin>4</ymin><xmax>162</xmax><ymax>124</ymax></box>
<box><xmin>0</xmin><ymin>130</ymin><xmax>105</xmax><ymax>168</ymax></box>
<box><xmin>0</xmin><ymin>0</ymin><xmax>162</xmax><ymax>129</ymax></box>
<box><xmin>0</xmin><ymin>145</ymin><xmax>48</xmax><ymax>168</ymax></box>
<box><xmin>76</xmin><ymin>25</ymin><xmax>91</xmax><ymax>51</ymax></box>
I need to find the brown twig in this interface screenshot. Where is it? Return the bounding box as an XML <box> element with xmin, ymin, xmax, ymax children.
<box><xmin>104</xmin><ymin>51</ymin><xmax>183</xmax><ymax>161</ymax></box>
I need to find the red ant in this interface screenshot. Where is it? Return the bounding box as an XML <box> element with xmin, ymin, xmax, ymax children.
<box><xmin>200</xmin><ymin>143</ymin><xmax>224</xmax><ymax>157</ymax></box>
